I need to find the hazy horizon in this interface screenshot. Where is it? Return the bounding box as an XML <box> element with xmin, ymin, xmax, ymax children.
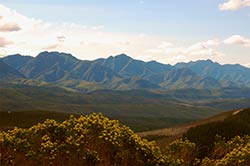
<box><xmin>2</xmin><ymin>50</ymin><xmax>250</xmax><ymax>68</ymax></box>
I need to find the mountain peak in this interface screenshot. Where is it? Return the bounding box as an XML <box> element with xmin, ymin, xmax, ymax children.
<box><xmin>203</xmin><ymin>59</ymin><xmax>213</xmax><ymax>63</ymax></box>
<box><xmin>7</xmin><ymin>54</ymin><xmax>23</xmax><ymax>57</ymax></box>
<box><xmin>196</xmin><ymin>59</ymin><xmax>215</xmax><ymax>64</ymax></box>
<box><xmin>175</xmin><ymin>59</ymin><xmax>218</xmax><ymax>68</ymax></box>
<box><xmin>4</xmin><ymin>54</ymin><xmax>33</xmax><ymax>59</ymax></box>
<box><xmin>37</xmin><ymin>51</ymin><xmax>77</xmax><ymax>61</ymax></box>
<box><xmin>113</xmin><ymin>53</ymin><xmax>132</xmax><ymax>60</ymax></box>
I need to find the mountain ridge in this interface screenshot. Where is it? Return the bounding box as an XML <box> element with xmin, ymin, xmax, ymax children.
<box><xmin>1</xmin><ymin>51</ymin><xmax>250</xmax><ymax>91</ymax></box>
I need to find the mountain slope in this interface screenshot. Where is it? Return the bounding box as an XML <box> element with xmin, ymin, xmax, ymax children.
<box><xmin>2</xmin><ymin>54</ymin><xmax>33</xmax><ymax>70</ymax></box>
<box><xmin>95</xmin><ymin>54</ymin><xmax>172</xmax><ymax>78</ymax></box>
<box><xmin>0</xmin><ymin>60</ymin><xmax>25</xmax><ymax>81</ymax></box>
<box><xmin>19</xmin><ymin>51</ymin><xmax>79</xmax><ymax>82</ymax></box>
<box><xmin>146</xmin><ymin>68</ymin><xmax>225</xmax><ymax>89</ymax></box>
<box><xmin>175</xmin><ymin>59</ymin><xmax>250</xmax><ymax>87</ymax></box>
<box><xmin>70</xmin><ymin>61</ymin><xmax>120</xmax><ymax>83</ymax></box>
<box><xmin>1</xmin><ymin>51</ymin><xmax>250</xmax><ymax>90</ymax></box>
<box><xmin>109</xmin><ymin>77</ymin><xmax>160</xmax><ymax>90</ymax></box>
<box><xmin>3</xmin><ymin>52</ymin><xmax>119</xmax><ymax>83</ymax></box>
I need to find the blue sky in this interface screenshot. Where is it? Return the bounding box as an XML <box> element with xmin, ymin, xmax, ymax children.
<box><xmin>0</xmin><ymin>0</ymin><xmax>249</xmax><ymax>66</ymax></box>
<box><xmin>2</xmin><ymin>0</ymin><xmax>249</xmax><ymax>37</ymax></box>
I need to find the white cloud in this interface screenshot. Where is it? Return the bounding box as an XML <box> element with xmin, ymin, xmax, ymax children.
<box><xmin>170</xmin><ymin>55</ymin><xmax>188</xmax><ymax>62</ymax></box>
<box><xmin>244</xmin><ymin>63</ymin><xmax>250</xmax><ymax>67</ymax></box>
<box><xmin>0</xmin><ymin>49</ymin><xmax>7</xmax><ymax>57</ymax></box>
<box><xmin>138</xmin><ymin>33</ymin><xmax>147</xmax><ymax>38</ymax></box>
<box><xmin>42</xmin><ymin>44</ymin><xmax>60</xmax><ymax>50</ymax></box>
<box><xmin>186</xmin><ymin>39</ymin><xmax>221</xmax><ymax>55</ymax></box>
<box><xmin>219</xmin><ymin>0</ymin><xmax>250</xmax><ymax>11</ymax></box>
<box><xmin>0</xmin><ymin>23</ymin><xmax>21</xmax><ymax>32</ymax></box>
<box><xmin>224</xmin><ymin>35</ymin><xmax>250</xmax><ymax>47</ymax></box>
<box><xmin>158</xmin><ymin>41</ymin><xmax>174</xmax><ymax>49</ymax></box>
<box><xmin>147</xmin><ymin>39</ymin><xmax>223</xmax><ymax>64</ymax></box>
<box><xmin>57</xmin><ymin>35</ymin><xmax>66</xmax><ymax>42</ymax></box>
<box><xmin>0</xmin><ymin>37</ymin><xmax>13</xmax><ymax>47</ymax></box>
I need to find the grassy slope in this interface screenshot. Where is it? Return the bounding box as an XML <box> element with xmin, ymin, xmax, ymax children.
<box><xmin>0</xmin><ymin>85</ymin><xmax>224</xmax><ymax>131</ymax></box>
<box><xmin>138</xmin><ymin>108</ymin><xmax>247</xmax><ymax>148</ymax></box>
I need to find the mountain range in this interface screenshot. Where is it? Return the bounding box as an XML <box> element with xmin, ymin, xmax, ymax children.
<box><xmin>1</xmin><ymin>51</ymin><xmax>250</xmax><ymax>92</ymax></box>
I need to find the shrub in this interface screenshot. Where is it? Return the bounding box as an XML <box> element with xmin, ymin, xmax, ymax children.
<box><xmin>0</xmin><ymin>113</ymin><xmax>165</xmax><ymax>166</ymax></box>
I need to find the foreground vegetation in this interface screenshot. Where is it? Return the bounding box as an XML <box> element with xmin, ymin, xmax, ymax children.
<box><xmin>185</xmin><ymin>108</ymin><xmax>250</xmax><ymax>159</ymax></box>
<box><xmin>0</xmin><ymin>108</ymin><xmax>249</xmax><ymax>165</ymax></box>
<box><xmin>0</xmin><ymin>113</ymin><xmax>165</xmax><ymax>166</ymax></box>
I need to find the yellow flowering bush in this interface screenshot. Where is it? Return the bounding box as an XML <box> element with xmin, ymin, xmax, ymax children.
<box><xmin>201</xmin><ymin>135</ymin><xmax>250</xmax><ymax>166</ymax></box>
<box><xmin>164</xmin><ymin>138</ymin><xmax>196</xmax><ymax>166</ymax></box>
<box><xmin>0</xmin><ymin>112</ymin><xmax>249</xmax><ymax>166</ymax></box>
<box><xmin>0</xmin><ymin>113</ymin><xmax>165</xmax><ymax>166</ymax></box>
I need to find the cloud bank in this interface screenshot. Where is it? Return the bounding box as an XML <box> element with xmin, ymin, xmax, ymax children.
<box><xmin>147</xmin><ymin>39</ymin><xmax>223</xmax><ymax>63</ymax></box>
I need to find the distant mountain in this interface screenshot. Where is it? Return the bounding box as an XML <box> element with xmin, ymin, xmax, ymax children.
<box><xmin>175</xmin><ymin>60</ymin><xmax>250</xmax><ymax>87</ymax></box>
<box><xmin>2</xmin><ymin>54</ymin><xmax>33</xmax><ymax>71</ymax></box>
<box><xmin>145</xmin><ymin>68</ymin><xmax>225</xmax><ymax>89</ymax></box>
<box><xmin>1</xmin><ymin>51</ymin><xmax>250</xmax><ymax>91</ymax></box>
<box><xmin>3</xmin><ymin>52</ymin><xmax>119</xmax><ymax>83</ymax></box>
<box><xmin>95</xmin><ymin>54</ymin><xmax>172</xmax><ymax>77</ymax></box>
<box><xmin>70</xmin><ymin>61</ymin><xmax>120</xmax><ymax>83</ymax></box>
<box><xmin>18</xmin><ymin>51</ymin><xmax>79</xmax><ymax>82</ymax></box>
<box><xmin>0</xmin><ymin>60</ymin><xmax>25</xmax><ymax>80</ymax></box>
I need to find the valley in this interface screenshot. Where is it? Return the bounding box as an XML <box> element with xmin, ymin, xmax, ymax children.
<box><xmin>0</xmin><ymin>52</ymin><xmax>249</xmax><ymax>130</ymax></box>
<box><xmin>0</xmin><ymin>1</ymin><xmax>249</xmax><ymax>165</ymax></box>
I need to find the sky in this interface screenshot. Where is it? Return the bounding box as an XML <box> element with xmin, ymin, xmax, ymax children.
<box><xmin>0</xmin><ymin>0</ymin><xmax>249</xmax><ymax>66</ymax></box>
